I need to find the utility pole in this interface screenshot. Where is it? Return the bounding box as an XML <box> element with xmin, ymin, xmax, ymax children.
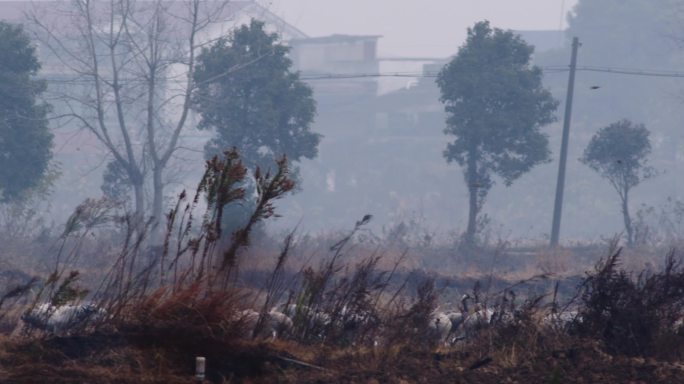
<box><xmin>550</xmin><ymin>37</ymin><xmax>580</xmax><ymax>247</ymax></box>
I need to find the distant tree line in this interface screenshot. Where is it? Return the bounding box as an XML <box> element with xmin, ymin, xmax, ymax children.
<box><xmin>437</xmin><ymin>18</ymin><xmax>658</xmax><ymax>248</ymax></box>
<box><xmin>0</xmin><ymin>0</ymin><xmax>667</xmax><ymax>249</ymax></box>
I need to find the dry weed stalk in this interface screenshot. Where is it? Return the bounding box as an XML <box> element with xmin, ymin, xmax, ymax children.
<box><xmin>576</xmin><ymin>244</ymin><xmax>684</xmax><ymax>357</ymax></box>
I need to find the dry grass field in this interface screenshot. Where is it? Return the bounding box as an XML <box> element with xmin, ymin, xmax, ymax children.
<box><xmin>1</xmin><ymin>154</ymin><xmax>684</xmax><ymax>382</ymax></box>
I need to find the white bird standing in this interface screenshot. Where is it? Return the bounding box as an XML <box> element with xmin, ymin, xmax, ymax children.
<box><xmin>460</xmin><ymin>294</ymin><xmax>494</xmax><ymax>335</ymax></box>
<box><xmin>542</xmin><ymin>310</ymin><xmax>579</xmax><ymax>330</ymax></box>
<box><xmin>283</xmin><ymin>303</ymin><xmax>330</xmax><ymax>330</ymax></box>
<box><xmin>22</xmin><ymin>303</ymin><xmax>106</xmax><ymax>333</ymax></box>
<box><xmin>428</xmin><ymin>311</ymin><xmax>452</xmax><ymax>343</ymax></box>
<box><xmin>445</xmin><ymin>311</ymin><xmax>465</xmax><ymax>333</ymax></box>
<box><xmin>267</xmin><ymin>309</ymin><xmax>293</xmax><ymax>338</ymax></box>
<box><xmin>235</xmin><ymin>308</ymin><xmax>293</xmax><ymax>339</ymax></box>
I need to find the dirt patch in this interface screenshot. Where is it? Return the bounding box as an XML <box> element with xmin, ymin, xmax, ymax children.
<box><xmin>2</xmin><ymin>333</ymin><xmax>684</xmax><ymax>383</ymax></box>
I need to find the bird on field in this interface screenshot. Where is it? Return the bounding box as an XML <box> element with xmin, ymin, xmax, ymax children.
<box><xmin>428</xmin><ymin>311</ymin><xmax>452</xmax><ymax>343</ymax></box>
<box><xmin>236</xmin><ymin>308</ymin><xmax>293</xmax><ymax>339</ymax></box>
<box><xmin>22</xmin><ymin>303</ymin><xmax>105</xmax><ymax>334</ymax></box>
<box><xmin>460</xmin><ymin>294</ymin><xmax>494</xmax><ymax>332</ymax></box>
<box><xmin>541</xmin><ymin>310</ymin><xmax>580</xmax><ymax>330</ymax></box>
<box><xmin>267</xmin><ymin>309</ymin><xmax>293</xmax><ymax>338</ymax></box>
<box><xmin>446</xmin><ymin>310</ymin><xmax>465</xmax><ymax>330</ymax></box>
<box><xmin>283</xmin><ymin>303</ymin><xmax>331</xmax><ymax>331</ymax></box>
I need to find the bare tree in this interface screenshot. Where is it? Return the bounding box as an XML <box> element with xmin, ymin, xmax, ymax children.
<box><xmin>29</xmin><ymin>0</ymin><xmax>233</xmax><ymax>226</ymax></box>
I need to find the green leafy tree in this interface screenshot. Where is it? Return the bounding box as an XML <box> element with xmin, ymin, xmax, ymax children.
<box><xmin>0</xmin><ymin>22</ymin><xmax>53</xmax><ymax>202</ymax></box>
<box><xmin>436</xmin><ymin>21</ymin><xmax>558</xmax><ymax>245</ymax></box>
<box><xmin>192</xmin><ymin>19</ymin><xmax>320</xmax><ymax>172</ymax></box>
<box><xmin>581</xmin><ymin>119</ymin><xmax>655</xmax><ymax>247</ymax></box>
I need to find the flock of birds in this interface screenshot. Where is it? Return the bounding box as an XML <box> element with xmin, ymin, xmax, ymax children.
<box><xmin>427</xmin><ymin>295</ymin><xmax>581</xmax><ymax>344</ymax></box>
<box><xmin>428</xmin><ymin>294</ymin><xmax>510</xmax><ymax>344</ymax></box>
<box><xmin>228</xmin><ymin>294</ymin><xmax>581</xmax><ymax>345</ymax></box>
<box><xmin>20</xmin><ymin>295</ymin><xmax>580</xmax><ymax>345</ymax></box>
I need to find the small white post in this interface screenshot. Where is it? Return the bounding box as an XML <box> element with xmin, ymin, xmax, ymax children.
<box><xmin>195</xmin><ymin>356</ymin><xmax>206</xmax><ymax>381</ymax></box>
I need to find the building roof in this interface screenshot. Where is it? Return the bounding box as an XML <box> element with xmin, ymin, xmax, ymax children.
<box><xmin>290</xmin><ymin>34</ymin><xmax>382</xmax><ymax>45</ymax></box>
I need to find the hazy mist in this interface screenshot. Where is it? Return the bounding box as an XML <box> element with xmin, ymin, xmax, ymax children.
<box><xmin>267</xmin><ymin>0</ymin><xmax>577</xmax><ymax>57</ymax></box>
<box><xmin>4</xmin><ymin>0</ymin><xmax>684</xmax><ymax>246</ymax></box>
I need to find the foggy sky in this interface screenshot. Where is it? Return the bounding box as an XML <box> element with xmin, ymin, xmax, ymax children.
<box><xmin>266</xmin><ymin>0</ymin><xmax>578</xmax><ymax>58</ymax></box>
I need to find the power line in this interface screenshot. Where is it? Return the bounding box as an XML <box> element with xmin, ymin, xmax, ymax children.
<box><xmin>31</xmin><ymin>65</ymin><xmax>684</xmax><ymax>86</ymax></box>
<box><xmin>298</xmin><ymin>65</ymin><xmax>684</xmax><ymax>81</ymax></box>
<box><xmin>575</xmin><ymin>66</ymin><xmax>684</xmax><ymax>78</ymax></box>
<box><xmin>300</xmin><ymin>72</ymin><xmax>436</xmax><ymax>80</ymax></box>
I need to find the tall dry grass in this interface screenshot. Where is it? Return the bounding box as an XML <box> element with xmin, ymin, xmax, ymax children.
<box><xmin>2</xmin><ymin>150</ymin><xmax>684</xmax><ymax>381</ymax></box>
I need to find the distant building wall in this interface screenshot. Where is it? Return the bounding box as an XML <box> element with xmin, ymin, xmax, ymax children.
<box><xmin>289</xmin><ymin>35</ymin><xmax>380</xmax><ymax>75</ymax></box>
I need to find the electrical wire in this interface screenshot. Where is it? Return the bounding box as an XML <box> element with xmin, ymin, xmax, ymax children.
<box><xmin>23</xmin><ymin>64</ymin><xmax>684</xmax><ymax>87</ymax></box>
<box><xmin>296</xmin><ymin>65</ymin><xmax>684</xmax><ymax>81</ymax></box>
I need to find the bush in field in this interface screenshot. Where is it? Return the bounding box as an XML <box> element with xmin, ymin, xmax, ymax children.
<box><xmin>575</xmin><ymin>247</ymin><xmax>684</xmax><ymax>357</ymax></box>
